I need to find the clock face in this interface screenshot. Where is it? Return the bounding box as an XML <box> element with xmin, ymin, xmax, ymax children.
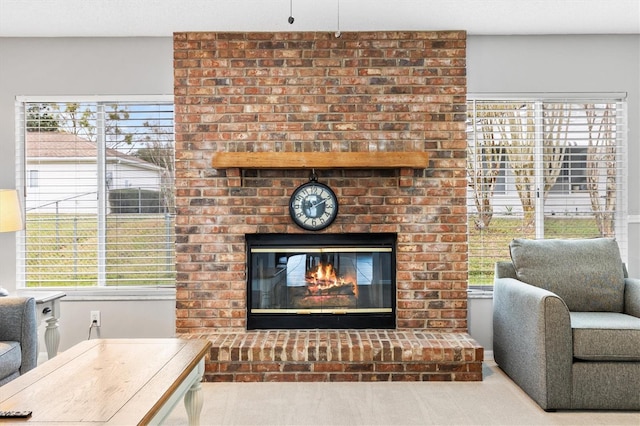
<box><xmin>289</xmin><ymin>181</ymin><xmax>338</xmax><ymax>231</ymax></box>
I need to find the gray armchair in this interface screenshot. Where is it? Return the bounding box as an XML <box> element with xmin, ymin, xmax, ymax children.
<box><xmin>0</xmin><ymin>296</ymin><xmax>38</xmax><ymax>386</ymax></box>
<box><xmin>493</xmin><ymin>238</ymin><xmax>640</xmax><ymax>411</ymax></box>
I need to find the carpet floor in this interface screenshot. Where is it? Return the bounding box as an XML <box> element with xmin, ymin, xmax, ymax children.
<box><xmin>164</xmin><ymin>360</ymin><xmax>639</xmax><ymax>425</ymax></box>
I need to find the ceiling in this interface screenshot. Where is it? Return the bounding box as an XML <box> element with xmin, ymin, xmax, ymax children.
<box><xmin>1</xmin><ymin>0</ymin><xmax>639</xmax><ymax>37</ymax></box>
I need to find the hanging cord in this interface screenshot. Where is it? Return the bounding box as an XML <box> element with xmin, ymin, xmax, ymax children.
<box><xmin>335</xmin><ymin>0</ymin><xmax>341</xmax><ymax>37</ymax></box>
<box><xmin>87</xmin><ymin>319</ymin><xmax>99</xmax><ymax>340</ymax></box>
<box><xmin>288</xmin><ymin>0</ymin><xmax>294</xmax><ymax>24</ymax></box>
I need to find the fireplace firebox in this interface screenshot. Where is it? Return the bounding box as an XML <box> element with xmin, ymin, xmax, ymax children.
<box><xmin>246</xmin><ymin>233</ymin><xmax>396</xmax><ymax>329</ymax></box>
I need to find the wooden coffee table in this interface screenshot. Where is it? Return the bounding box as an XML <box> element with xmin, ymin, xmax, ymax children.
<box><xmin>0</xmin><ymin>338</ymin><xmax>211</xmax><ymax>425</ymax></box>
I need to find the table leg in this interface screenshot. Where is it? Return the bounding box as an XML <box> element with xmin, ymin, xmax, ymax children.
<box><xmin>184</xmin><ymin>379</ymin><xmax>203</xmax><ymax>426</ymax></box>
<box><xmin>44</xmin><ymin>316</ymin><xmax>61</xmax><ymax>359</ymax></box>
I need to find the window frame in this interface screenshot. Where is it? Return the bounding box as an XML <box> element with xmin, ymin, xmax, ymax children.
<box><xmin>466</xmin><ymin>93</ymin><xmax>628</xmax><ymax>289</ymax></box>
<box><xmin>15</xmin><ymin>95</ymin><xmax>176</xmax><ymax>297</ymax></box>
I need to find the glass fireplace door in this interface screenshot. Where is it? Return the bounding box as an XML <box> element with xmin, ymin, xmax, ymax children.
<box><xmin>246</xmin><ymin>233</ymin><xmax>396</xmax><ymax>329</ymax></box>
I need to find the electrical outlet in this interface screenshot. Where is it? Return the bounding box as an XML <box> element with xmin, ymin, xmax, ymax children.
<box><xmin>90</xmin><ymin>310</ymin><xmax>101</xmax><ymax>327</ymax></box>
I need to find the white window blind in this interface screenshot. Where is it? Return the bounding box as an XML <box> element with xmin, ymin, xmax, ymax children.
<box><xmin>16</xmin><ymin>99</ymin><xmax>175</xmax><ymax>288</ymax></box>
<box><xmin>467</xmin><ymin>96</ymin><xmax>627</xmax><ymax>287</ymax></box>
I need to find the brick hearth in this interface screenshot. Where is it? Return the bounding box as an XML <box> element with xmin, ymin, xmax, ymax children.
<box><xmin>185</xmin><ymin>330</ymin><xmax>482</xmax><ymax>382</ymax></box>
<box><xmin>173</xmin><ymin>30</ymin><xmax>483</xmax><ymax>382</ymax></box>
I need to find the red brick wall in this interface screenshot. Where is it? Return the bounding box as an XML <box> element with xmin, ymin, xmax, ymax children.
<box><xmin>173</xmin><ymin>31</ymin><xmax>468</xmax><ymax>333</ymax></box>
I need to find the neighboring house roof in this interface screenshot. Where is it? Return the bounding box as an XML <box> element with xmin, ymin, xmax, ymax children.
<box><xmin>26</xmin><ymin>132</ymin><xmax>163</xmax><ymax>171</ymax></box>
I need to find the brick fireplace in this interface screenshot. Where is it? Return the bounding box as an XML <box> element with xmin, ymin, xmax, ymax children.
<box><xmin>173</xmin><ymin>31</ymin><xmax>483</xmax><ymax>381</ymax></box>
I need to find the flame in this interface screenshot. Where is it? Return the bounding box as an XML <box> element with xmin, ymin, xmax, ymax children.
<box><xmin>307</xmin><ymin>262</ymin><xmax>338</xmax><ymax>285</ymax></box>
<box><xmin>316</xmin><ymin>263</ymin><xmax>336</xmax><ymax>283</ymax></box>
<box><xmin>306</xmin><ymin>262</ymin><xmax>358</xmax><ymax>297</ymax></box>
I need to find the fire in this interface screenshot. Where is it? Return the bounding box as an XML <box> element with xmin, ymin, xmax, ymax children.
<box><xmin>305</xmin><ymin>262</ymin><xmax>358</xmax><ymax>297</ymax></box>
<box><xmin>313</xmin><ymin>263</ymin><xmax>336</xmax><ymax>284</ymax></box>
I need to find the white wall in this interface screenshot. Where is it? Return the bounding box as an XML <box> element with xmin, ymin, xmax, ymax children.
<box><xmin>1</xmin><ymin>34</ymin><xmax>639</xmax><ymax>353</ymax></box>
<box><xmin>467</xmin><ymin>292</ymin><xmax>493</xmax><ymax>350</ymax></box>
<box><xmin>40</xmin><ymin>296</ymin><xmax>176</xmax><ymax>353</ymax></box>
<box><xmin>0</xmin><ymin>37</ymin><xmax>176</xmax><ymax>352</ymax></box>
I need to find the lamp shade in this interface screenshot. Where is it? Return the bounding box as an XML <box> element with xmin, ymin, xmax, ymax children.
<box><xmin>0</xmin><ymin>189</ymin><xmax>24</xmax><ymax>233</ymax></box>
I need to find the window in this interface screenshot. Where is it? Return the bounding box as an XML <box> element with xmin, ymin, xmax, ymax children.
<box><xmin>467</xmin><ymin>96</ymin><xmax>627</xmax><ymax>287</ymax></box>
<box><xmin>551</xmin><ymin>146</ymin><xmax>588</xmax><ymax>194</ymax></box>
<box><xmin>28</xmin><ymin>170</ymin><xmax>39</xmax><ymax>188</ymax></box>
<box><xmin>16</xmin><ymin>97</ymin><xmax>175</xmax><ymax>288</ymax></box>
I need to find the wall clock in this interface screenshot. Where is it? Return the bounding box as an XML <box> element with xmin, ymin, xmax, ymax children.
<box><xmin>289</xmin><ymin>175</ymin><xmax>338</xmax><ymax>231</ymax></box>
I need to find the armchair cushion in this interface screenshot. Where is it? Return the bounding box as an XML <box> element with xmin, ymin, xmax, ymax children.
<box><xmin>0</xmin><ymin>342</ymin><xmax>22</xmax><ymax>383</ymax></box>
<box><xmin>0</xmin><ymin>296</ymin><xmax>38</xmax><ymax>386</ymax></box>
<box><xmin>509</xmin><ymin>238</ymin><xmax>625</xmax><ymax>312</ymax></box>
<box><xmin>571</xmin><ymin>312</ymin><xmax>640</xmax><ymax>361</ymax></box>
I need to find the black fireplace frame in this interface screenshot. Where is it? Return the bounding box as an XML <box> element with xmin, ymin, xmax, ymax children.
<box><xmin>246</xmin><ymin>233</ymin><xmax>397</xmax><ymax>330</ymax></box>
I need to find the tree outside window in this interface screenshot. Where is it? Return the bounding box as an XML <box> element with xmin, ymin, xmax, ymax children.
<box><xmin>467</xmin><ymin>98</ymin><xmax>626</xmax><ymax>287</ymax></box>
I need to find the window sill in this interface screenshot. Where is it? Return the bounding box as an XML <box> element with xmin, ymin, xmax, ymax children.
<box><xmin>467</xmin><ymin>288</ymin><xmax>494</xmax><ymax>299</ymax></box>
<box><xmin>19</xmin><ymin>286</ymin><xmax>176</xmax><ymax>302</ymax></box>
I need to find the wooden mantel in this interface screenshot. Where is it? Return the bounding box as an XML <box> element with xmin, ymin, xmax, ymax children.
<box><xmin>211</xmin><ymin>151</ymin><xmax>429</xmax><ymax>170</ymax></box>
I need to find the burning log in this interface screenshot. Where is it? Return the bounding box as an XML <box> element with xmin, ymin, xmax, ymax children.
<box><xmin>306</xmin><ymin>280</ymin><xmax>356</xmax><ymax>296</ymax></box>
<box><xmin>293</xmin><ymin>294</ymin><xmax>356</xmax><ymax>309</ymax></box>
<box><xmin>305</xmin><ymin>261</ymin><xmax>358</xmax><ymax>297</ymax></box>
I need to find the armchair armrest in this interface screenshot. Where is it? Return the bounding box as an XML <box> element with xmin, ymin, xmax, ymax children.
<box><xmin>624</xmin><ymin>277</ymin><xmax>640</xmax><ymax>317</ymax></box>
<box><xmin>0</xmin><ymin>297</ymin><xmax>38</xmax><ymax>374</ymax></box>
<box><xmin>493</xmin><ymin>277</ymin><xmax>573</xmax><ymax>410</ymax></box>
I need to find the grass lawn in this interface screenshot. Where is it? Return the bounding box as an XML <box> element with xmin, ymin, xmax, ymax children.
<box><xmin>25</xmin><ymin>214</ymin><xmax>175</xmax><ymax>287</ymax></box>
<box><xmin>24</xmin><ymin>213</ymin><xmax>603</xmax><ymax>288</ymax></box>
